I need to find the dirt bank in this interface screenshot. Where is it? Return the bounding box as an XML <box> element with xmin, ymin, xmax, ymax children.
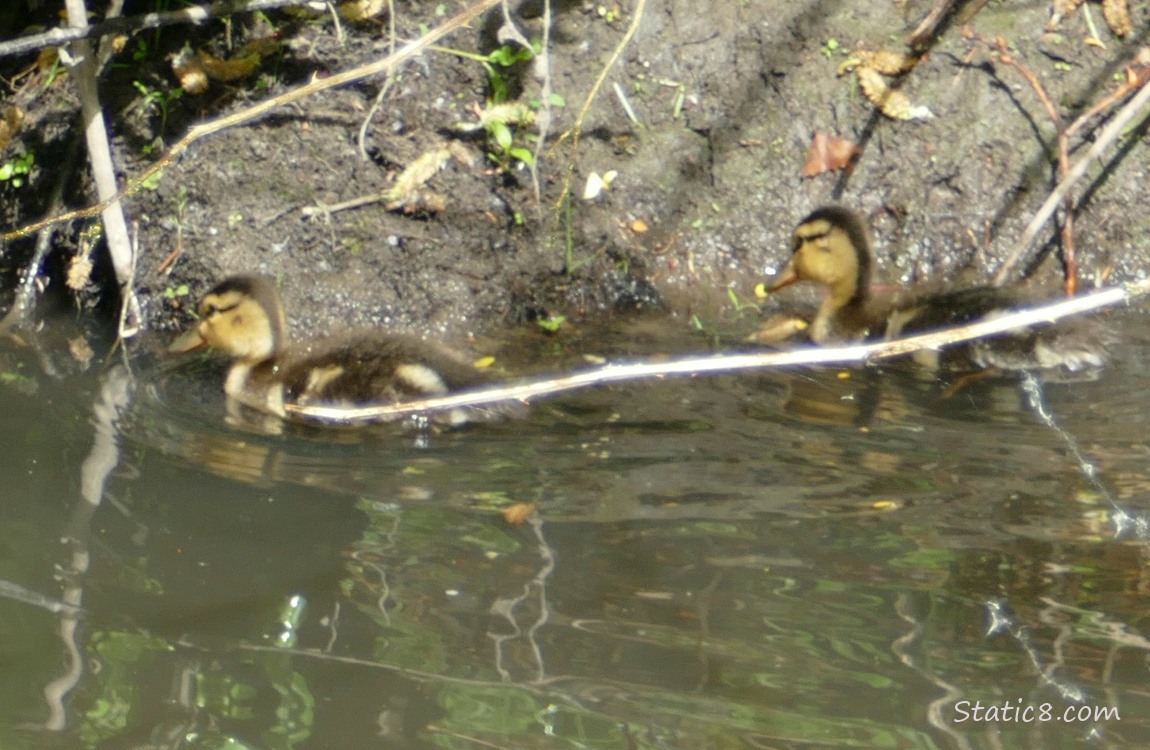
<box><xmin>0</xmin><ymin>0</ymin><xmax>1147</xmax><ymax>363</ymax></box>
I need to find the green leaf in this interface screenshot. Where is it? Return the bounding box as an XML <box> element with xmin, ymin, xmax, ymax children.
<box><xmin>509</xmin><ymin>147</ymin><xmax>534</xmax><ymax>166</ymax></box>
<box><xmin>549</xmin><ymin>92</ymin><xmax>566</xmax><ymax>107</ymax></box>
<box><xmin>537</xmin><ymin>315</ymin><xmax>566</xmax><ymax>332</ymax></box>
<box><xmin>488</xmin><ymin>45</ymin><xmax>533</xmax><ymax>67</ymax></box>
<box><xmin>491</xmin><ymin>121</ymin><xmax>513</xmax><ymax>151</ymax></box>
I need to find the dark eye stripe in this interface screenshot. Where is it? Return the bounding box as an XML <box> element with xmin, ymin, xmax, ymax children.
<box><xmin>793</xmin><ymin>228</ymin><xmax>831</xmax><ymax>252</ymax></box>
<box><xmin>201</xmin><ymin>301</ymin><xmax>239</xmax><ymax>316</ymax></box>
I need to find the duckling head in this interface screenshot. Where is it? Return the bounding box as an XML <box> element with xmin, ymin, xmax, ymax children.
<box><xmin>169</xmin><ymin>275</ymin><xmax>288</xmax><ymax>362</ymax></box>
<box><xmin>769</xmin><ymin>206</ymin><xmax>873</xmax><ymax>307</ymax></box>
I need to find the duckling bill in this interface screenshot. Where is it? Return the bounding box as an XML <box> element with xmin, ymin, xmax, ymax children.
<box><xmin>170</xmin><ymin>275</ymin><xmax>508</xmax><ymax>425</ymax></box>
<box><xmin>766</xmin><ymin>206</ymin><xmax>1110</xmax><ymax>375</ymax></box>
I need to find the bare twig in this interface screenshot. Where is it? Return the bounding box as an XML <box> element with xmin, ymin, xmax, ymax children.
<box><xmin>908</xmin><ymin>0</ymin><xmax>957</xmax><ymax>49</ymax></box>
<box><xmin>3</xmin><ymin>0</ymin><xmax>502</xmax><ymax>244</ymax></box>
<box><xmin>990</xmin><ymin>35</ymin><xmax>1078</xmax><ymax>291</ymax></box>
<box><xmin>550</xmin><ymin>0</ymin><xmax>646</xmax><ymax>208</ymax></box>
<box><xmin>994</xmin><ymin>73</ymin><xmax>1150</xmax><ymax>286</ymax></box>
<box><xmin>285</xmin><ymin>277</ymin><xmax>1150</xmax><ymax>424</ymax></box>
<box><xmin>355</xmin><ymin>0</ymin><xmax>397</xmax><ymax>161</ymax></box>
<box><xmin>0</xmin><ymin>0</ymin><xmax>323</xmax><ymax>60</ymax></box>
<box><xmin>63</xmin><ymin>0</ymin><xmax>138</xmax><ymax>313</ymax></box>
<box><xmin>527</xmin><ymin>0</ymin><xmax>553</xmax><ymax>210</ymax></box>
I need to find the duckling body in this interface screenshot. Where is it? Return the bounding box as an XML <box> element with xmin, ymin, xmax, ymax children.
<box><xmin>170</xmin><ymin>275</ymin><xmax>506</xmax><ymax>425</ymax></box>
<box><xmin>768</xmin><ymin>206</ymin><xmax>1110</xmax><ymax>375</ymax></box>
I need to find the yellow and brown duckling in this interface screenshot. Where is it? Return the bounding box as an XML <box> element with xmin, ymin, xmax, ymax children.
<box><xmin>766</xmin><ymin>205</ymin><xmax>1111</xmax><ymax>375</ymax></box>
<box><xmin>169</xmin><ymin>275</ymin><xmax>507</xmax><ymax>425</ymax></box>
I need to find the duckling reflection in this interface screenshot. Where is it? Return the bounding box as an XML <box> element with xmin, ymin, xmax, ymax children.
<box><xmin>169</xmin><ymin>275</ymin><xmax>510</xmax><ymax>426</ymax></box>
<box><xmin>765</xmin><ymin>206</ymin><xmax>1111</xmax><ymax>377</ymax></box>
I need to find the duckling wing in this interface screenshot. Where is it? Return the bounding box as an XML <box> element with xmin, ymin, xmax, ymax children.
<box><xmin>884</xmin><ymin>286</ymin><xmax>1112</xmax><ymax>376</ymax></box>
<box><xmin>281</xmin><ymin>334</ymin><xmax>493</xmax><ymax>406</ymax></box>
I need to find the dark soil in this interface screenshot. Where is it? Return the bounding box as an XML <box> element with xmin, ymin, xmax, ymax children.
<box><xmin>1</xmin><ymin>0</ymin><xmax>1148</xmax><ymax>368</ymax></box>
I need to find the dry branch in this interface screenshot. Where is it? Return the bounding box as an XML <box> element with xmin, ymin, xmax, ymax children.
<box><xmin>285</xmin><ymin>277</ymin><xmax>1150</xmax><ymax>425</ymax></box>
<box><xmin>2</xmin><ymin>0</ymin><xmax>502</xmax><ymax>244</ymax></box>
<box><xmin>63</xmin><ymin>0</ymin><xmax>137</xmax><ymax>317</ymax></box>
<box><xmin>993</xmin><ymin>72</ymin><xmax>1150</xmax><ymax>286</ymax></box>
<box><xmin>0</xmin><ymin>0</ymin><xmax>320</xmax><ymax>60</ymax></box>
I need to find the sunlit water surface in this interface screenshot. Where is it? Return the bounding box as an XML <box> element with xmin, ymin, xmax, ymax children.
<box><xmin>3</xmin><ymin>312</ymin><xmax>1150</xmax><ymax>749</ymax></box>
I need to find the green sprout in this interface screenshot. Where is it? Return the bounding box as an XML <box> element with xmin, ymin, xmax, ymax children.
<box><xmin>0</xmin><ymin>152</ymin><xmax>34</xmax><ymax>187</ymax></box>
<box><xmin>537</xmin><ymin>314</ymin><xmax>567</xmax><ymax>333</ymax></box>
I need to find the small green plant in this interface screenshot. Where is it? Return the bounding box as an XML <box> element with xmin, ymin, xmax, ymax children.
<box><xmin>441</xmin><ymin>42</ymin><xmax>549</xmax><ymax>170</ymax></box>
<box><xmin>726</xmin><ymin>288</ymin><xmax>761</xmax><ymax>316</ymax></box>
<box><xmin>485</xmin><ymin>43</ymin><xmax>536</xmax><ymax>103</ymax></box>
<box><xmin>140</xmin><ymin>168</ymin><xmax>165</xmax><ymax>190</ymax></box>
<box><xmin>0</xmin><ymin>152</ymin><xmax>34</xmax><ymax>187</ymax></box>
<box><xmin>132</xmin><ymin>79</ymin><xmax>182</xmax><ymax>134</ymax></box>
<box><xmin>820</xmin><ymin>38</ymin><xmax>841</xmax><ymax>58</ymax></box>
<box><xmin>536</xmin><ymin>314</ymin><xmax>567</xmax><ymax>333</ymax></box>
<box><xmin>163</xmin><ymin>283</ymin><xmax>191</xmax><ymax>300</ymax></box>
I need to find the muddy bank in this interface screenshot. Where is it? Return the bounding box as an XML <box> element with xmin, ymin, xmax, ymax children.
<box><xmin>0</xmin><ymin>0</ymin><xmax>1147</xmax><ymax>361</ymax></box>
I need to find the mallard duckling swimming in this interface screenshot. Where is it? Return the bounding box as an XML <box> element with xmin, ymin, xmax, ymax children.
<box><xmin>767</xmin><ymin>205</ymin><xmax>1110</xmax><ymax>374</ymax></box>
<box><xmin>169</xmin><ymin>275</ymin><xmax>507</xmax><ymax>425</ymax></box>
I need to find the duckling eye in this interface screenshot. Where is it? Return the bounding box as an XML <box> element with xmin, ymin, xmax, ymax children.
<box><xmin>795</xmin><ymin>229</ymin><xmax>831</xmax><ymax>252</ymax></box>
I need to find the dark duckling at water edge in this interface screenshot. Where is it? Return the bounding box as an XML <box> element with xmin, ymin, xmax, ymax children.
<box><xmin>169</xmin><ymin>275</ymin><xmax>511</xmax><ymax>425</ymax></box>
<box><xmin>765</xmin><ymin>205</ymin><xmax>1112</xmax><ymax>376</ymax></box>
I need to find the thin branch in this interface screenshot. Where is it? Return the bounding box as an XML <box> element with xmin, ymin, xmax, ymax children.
<box><xmin>63</xmin><ymin>0</ymin><xmax>137</xmax><ymax>307</ymax></box>
<box><xmin>0</xmin><ymin>0</ymin><xmax>322</xmax><ymax>60</ymax></box>
<box><xmin>993</xmin><ymin>73</ymin><xmax>1150</xmax><ymax>286</ymax></box>
<box><xmin>284</xmin><ymin>277</ymin><xmax>1150</xmax><ymax>425</ymax></box>
<box><xmin>549</xmin><ymin>0</ymin><xmax>646</xmax><ymax>208</ymax></box>
<box><xmin>3</xmin><ymin>0</ymin><xmax>503</xmax><ymax>243</ymax></box>
<box><xmin>355</xmin><ymin>0</ymin><xmax>397</xmax><ymax>161</ymax></box>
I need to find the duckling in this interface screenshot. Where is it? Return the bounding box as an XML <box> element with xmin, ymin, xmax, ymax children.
<box><xmin>169</xmin><ymin>275</ymin><xmax>508</xmax><ymax>425</ymax></box>
<box><xmin>766</xmin><ymin>206</ymin><xmax>1110</xmax><ymax>374</ymax></box>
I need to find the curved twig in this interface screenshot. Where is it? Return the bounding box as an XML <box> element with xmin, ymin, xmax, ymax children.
<box><xmin>2</xmin><ymin>0</ymin><xmax>502</xmax><ymax>244</ymax></box>
<box><xmin>286</xmin><ymin>276</ymin><xmax>1150</xmax><ymax>424</ymax></box>
<box><xmin>993</xmin><ymin>70</ymin><xmax>1150</xmax><ymax>286</ymax></box>
<box><xmin>0</xmin><ymin>0</ymin><xmax>321</xmax><ymax>60</ymax></box>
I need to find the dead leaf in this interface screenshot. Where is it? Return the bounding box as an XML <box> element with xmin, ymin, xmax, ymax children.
<box><xmin>339</xmin><ymin>0</ymin><xmax>386</xmax><ymax>21</ymax></box>
<box><xmin>66</xmin><ymin>254</ymin><xmax>93</xmax><ymax>291</ymax></box>
<box><xmin>849</xmin><ymin>50</ymin><xmax>920</xmax><ymax>76</ymax></box>
<box><xmin>746</xmin><ymin>316</ymin><xmax>808</xmax><ymax>345</ymax></box>
<box><xmin>0</xmin><ymin>106</ymin><xmax>24</xmax><ymax>151</ymax></box>
<box><xmin>1103</xmin><ymin>0</ymin><xmax>1131</xmax><ymax>36</ymax></box>
<box><xmin>857</xmin><ymin>67</ymin><xmax>933</xmax><ymax>121</ymax></box>
<box><xmin>382</xmin><ymin>146</ymin><xmax>454</xmax><ymax>211</ymax></box>
<box><xmin>172</xmin><ymin>54</ymin><xmax>208</xmax><ymax>94</ymax></box>
<box><xmin>196</xmin><ymin>49</ymin><xmax>261</xmax><ymax>82</ymax></box>
<box><xmin>801</xmin><ymin>132</ymin><xmax>860</xmax><ymax>177</ymax></box>
<box><xmin>172</xmin><ymin>39</ymin><xmax>279</xmax><ymax>92</ymax></box>
<box><xmin>500</xmin><ymin>503</ymin><xmax>536</xmax><ymax>525</ymax></box>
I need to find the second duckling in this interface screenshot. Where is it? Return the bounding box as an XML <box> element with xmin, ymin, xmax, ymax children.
<box><xmin>169</xmin><ymin>275</ymin><xmax>510</xmax><ymax>425</ymax></box>
<box><xmin>767</xmin><ymin>206</ymin><xmax>1111</xmax><ymax>375</ymax></box>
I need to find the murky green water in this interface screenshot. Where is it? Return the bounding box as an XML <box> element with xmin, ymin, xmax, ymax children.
<box><xmin>3</xmin><ymin>312</ymin><xmax>1150</xmax><ymax>749</ymax></box>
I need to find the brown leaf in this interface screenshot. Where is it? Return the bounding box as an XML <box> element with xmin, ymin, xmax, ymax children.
<box><xmin>1102</xmin><ymin>0</ymin><xmax>1131</xmax><ymax>36</ymax></box>
<box><xmin>172</xmin><ymin>48</ymin><xmax>209</xmax><ymax>93</ymax></box>
<box><xmin>800</xmin><ymin>132</ymin><xmax>860</xmax><ymax>177</ymax></box>
<box><xmin>339</xmin><ymin>0</ymin><xmax>386</xmax><ymax>21</ymax></box>
<box><xmin>196</xmin><ymin>49</ymin><xmax>261</xmax><ymax>82</ymax></box>
<box><xmin>0</xmin><ymin>106</ymin><xmax>24</xmax><ymax>152</ymax></box>
<box><xmin>857</xmin><ymin>67</ymin><xmax>933</xmax><ymax>121</ymax></box>
<box><xmin>853</xmin><ymin>50</ymin><xmax>920</xmax><ymax>76</ymax></box>
<box><xmin>500</xmin><ymin>503</ymin><xmax>536</xmax><ymax>525</ymax></box>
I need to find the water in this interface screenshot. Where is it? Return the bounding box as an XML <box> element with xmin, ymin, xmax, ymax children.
<box><xmin>2</xmin><ymin>312</ymin><xmax>1150</xmax><ymax>749</ymax></box>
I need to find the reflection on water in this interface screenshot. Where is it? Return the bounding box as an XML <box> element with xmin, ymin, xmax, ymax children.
<box><xmin>2</xmin><ymin>312</ymin><xmax>1150</xmax><ymax>749</ymax></box>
